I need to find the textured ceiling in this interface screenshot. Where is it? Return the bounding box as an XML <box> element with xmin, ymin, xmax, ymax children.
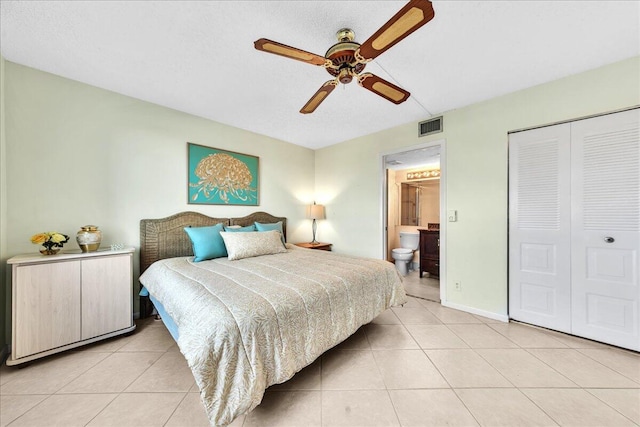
<box><xmin>1</xmin><ymin>1</ymin><xmax>639</xmax><ymax>149</ymax></box>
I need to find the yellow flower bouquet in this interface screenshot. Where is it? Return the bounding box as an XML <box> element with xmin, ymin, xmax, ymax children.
<box><xmin>31</xmin><ymin>231</ymin><xmax>70</xmax><ymax>255</ymax></box>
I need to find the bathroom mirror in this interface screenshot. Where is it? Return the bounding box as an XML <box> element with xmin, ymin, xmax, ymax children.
<box><xmin>400</xmin><ymin>179</ymin><xmax>440</xmax><ymax>226</ymax></box>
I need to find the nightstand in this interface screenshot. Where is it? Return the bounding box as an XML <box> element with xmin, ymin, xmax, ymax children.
<box><xmin>294</xmin><ymin>242</ymin><xmax>332</xmax><ymax>251</ymax></box>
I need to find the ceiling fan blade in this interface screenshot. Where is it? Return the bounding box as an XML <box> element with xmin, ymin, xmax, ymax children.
<box><xmin>358</xmin><ymin>0</ymin><xmax>435</xmax><ymax>61</ymax></box>
<box><xmin>254</xmin><ymin>38</ymin><xmax>327</xmax><ymax>66</ymax></box>
<box><xmin>300</xmin><ymin>80</ymin><xmax>338</xmax><ymax>114</ymax></box>
<box><xmin>358</xmin><ymin>73</ymin><xmax>410</xmax><ymax>104</ymax></box>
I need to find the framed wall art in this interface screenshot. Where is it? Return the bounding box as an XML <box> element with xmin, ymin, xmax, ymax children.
<box><xmin>187</xmin><ymin>143</ymin><xmax>259</xmax><ymax>205</ymax></box>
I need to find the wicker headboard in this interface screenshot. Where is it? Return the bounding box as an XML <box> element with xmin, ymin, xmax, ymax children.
<box><xmin>139</xmin><ymin>211</ymin><xmax>287</xmax><ymax>274</ymax></box>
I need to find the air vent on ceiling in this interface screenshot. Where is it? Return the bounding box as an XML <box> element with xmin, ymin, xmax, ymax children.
<box><xmin>418</xmin><ymin>116</ymin><xmax>443</xmax><ymax>137</ymax></box>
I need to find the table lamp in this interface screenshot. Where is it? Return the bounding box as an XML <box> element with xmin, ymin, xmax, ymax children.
<box><xmin>307</xmin><ymin>203</ymin><xmax>325</xmax><ymax>244</ymax></box>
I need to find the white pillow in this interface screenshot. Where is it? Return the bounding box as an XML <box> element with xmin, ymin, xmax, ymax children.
<box><xmin>220</xmin><ymin>230</ymin><xmax>288</xmax><ymax>260</ymax></box>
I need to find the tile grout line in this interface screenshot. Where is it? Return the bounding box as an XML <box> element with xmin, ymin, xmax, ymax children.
<box><xmin>469</xmin><ymin>342</ymin><xmax>566</xmax><ymax>426</ymax></box>
<box><xmin>449</xmin><ymin>388</ymin><xmax>490</xmax><ymax>427</ymax></box>
<box><xmin>511</xmin><ymin>387</ymin><xmax>562</xmax><ymax>427</ymax></box>
<box><xmin>520</xmin><ymin>347</ymin><xmax>586</xmax><ymax>387</ymax></box>
<box><xmin>573</xmin><ymin>348</ymin><xmax>640</xmax><ymax>386</ymax></box>
<box><xmin>584</xmin><ymin>388</ymin><xmax>640</xmax><ymax>425</ymax></box>
<box><xmin>162</xmin><ymin>391</ymin><xmax>190</xmax><ymax>427</ymax></box>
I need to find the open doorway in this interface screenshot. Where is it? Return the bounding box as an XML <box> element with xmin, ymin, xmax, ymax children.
<box><xmin>381</xmin><ymin>140</ymin><xmax>446</xmax><ymax>303</ymax></box>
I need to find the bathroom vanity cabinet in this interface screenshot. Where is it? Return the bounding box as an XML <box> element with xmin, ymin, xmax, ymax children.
<box><xmin>419</xmin><ymin>229</ymin><xmax>439</xmax><ymax>278</ymax></box>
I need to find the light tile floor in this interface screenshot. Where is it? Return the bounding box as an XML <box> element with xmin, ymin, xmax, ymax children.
<box><xmin>401</xmin><ymin>269</ymin><xmax>440</xmax><ymax>302</ymax></box>
<box><xmin>1</xmin><ymin>296</ymin><xmax>639</xmax><ymax>426</ymax></box>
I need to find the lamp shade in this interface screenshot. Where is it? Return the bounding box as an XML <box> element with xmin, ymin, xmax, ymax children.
<box><xmin>307</xmin><ymin>204</ymin><xmax>325</xmax><ymax>220</ymax></box>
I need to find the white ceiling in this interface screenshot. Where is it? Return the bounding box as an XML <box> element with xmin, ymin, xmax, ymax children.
<box><xmin>1</xmin><ymin>1</ymin><xmax>638</xmax><ymax>150</ymax></box>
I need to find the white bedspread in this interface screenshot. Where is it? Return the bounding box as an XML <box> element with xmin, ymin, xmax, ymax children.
<box><xmin>139</xmin><ymin>244</ymin><xmax>406</xmax><ymax>426</ymax></box>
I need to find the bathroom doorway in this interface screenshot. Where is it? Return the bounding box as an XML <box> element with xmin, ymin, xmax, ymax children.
<box><xmin>381</xmin><ymin>140</ymin><xmax>446</xmax><ymax>303</ymax></box>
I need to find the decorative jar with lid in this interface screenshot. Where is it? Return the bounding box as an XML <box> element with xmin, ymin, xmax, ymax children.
<box><xmin>76</xmin><ymin>225</ymin><xmax>102</xmax><ymax>252</ymax></box>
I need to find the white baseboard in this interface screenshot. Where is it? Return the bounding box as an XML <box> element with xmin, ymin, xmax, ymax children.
<box><xmin>441</xmin><ymin>300</ymin><xmax>509</xmax><ymax>323</ymax></box>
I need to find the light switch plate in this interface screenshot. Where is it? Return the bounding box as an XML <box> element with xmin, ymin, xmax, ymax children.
<box><xmin>448</xmin><ymin>210</ymin><xmax>457</xmax><ymax>222</ymax></box>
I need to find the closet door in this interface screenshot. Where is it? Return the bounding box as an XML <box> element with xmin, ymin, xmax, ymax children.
<box><xmin>509</xmin><ymin>124</ymin><xmax>572</xmax><ymax>332</ymax></box>
<box><xmin>571</xmin><ymin>109</ymin><xmax>640</xmax><ymax>350</ymax></box>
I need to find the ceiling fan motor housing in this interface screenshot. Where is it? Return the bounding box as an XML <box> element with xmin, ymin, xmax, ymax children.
<box><xmin>325</xmin><ymin>29</ymin><xmax>366</xmax><ymax>84</ymax></box>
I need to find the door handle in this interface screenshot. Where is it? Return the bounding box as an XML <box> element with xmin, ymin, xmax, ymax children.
<box><xmin>604</xmin><ymin>236</ymin><xmax>615</xmax><ymax>243</ymax></box>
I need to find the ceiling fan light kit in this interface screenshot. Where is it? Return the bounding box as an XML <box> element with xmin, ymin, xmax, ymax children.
<box><xmin>254</xmin><ymin>0</ymin><xmax>435</xmax><ymax>114</ymax></box>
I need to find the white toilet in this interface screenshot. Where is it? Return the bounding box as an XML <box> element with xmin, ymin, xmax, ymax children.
<box><xmin>391</xmin><ymin>232</ymin><xmax>420</xmax><ymax>276</ymax></box>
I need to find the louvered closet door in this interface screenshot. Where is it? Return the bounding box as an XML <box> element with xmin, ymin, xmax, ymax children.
<box><xmin>571</xmin><ymin>109</ymin><xmax>640</xmax><ymax>350</ymax></box>
<box><xmin>509</xmin><ymin>124</ymin><xmax>572</xmax><ymax>332</ymax></box>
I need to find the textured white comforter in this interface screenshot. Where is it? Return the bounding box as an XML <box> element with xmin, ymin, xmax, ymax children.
<box><xmin>139</xmin><ymin>244</ymin><xmax>406</xmax><ymax>426</ymax></box>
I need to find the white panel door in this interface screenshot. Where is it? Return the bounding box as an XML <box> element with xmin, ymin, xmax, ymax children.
<box><xmin>571</xmin><ymin>109</ymin><xmax>640</xmax><ymax>350</ymax></box>
<box><xmin>509</xmin><ymin>124</ymin><xmax>572</xmax><ymax>332</ymax></box>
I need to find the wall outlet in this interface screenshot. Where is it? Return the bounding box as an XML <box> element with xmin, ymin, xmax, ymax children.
<box><xmin>454</xmin><ymin>281</ymin><xmax>462</xmax><ymax>291</ymax></box>
<box><xmin>448</xmin><ymin>210</ymin><xmax>458</xmax><ymax>222</ymax></box>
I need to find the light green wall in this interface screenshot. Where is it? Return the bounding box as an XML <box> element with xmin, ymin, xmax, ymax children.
<box><xmin>1</xmin><ymin>62</ymin><xmax>315</xmax><ymax>332</ymax></box>
<box><xmin>1</xmin><ymin>56</ymin><xmax>7</xmax><ymax>356</ymax></box>
<box><xmin>316</xmin><ymin>56</ymin><xmax>640</xmax><ymax>318</ymax></box>
<box><xmin>2</xmin><ymin>56</ymin><xmax>639</xmax><ymax>350</ymax></box>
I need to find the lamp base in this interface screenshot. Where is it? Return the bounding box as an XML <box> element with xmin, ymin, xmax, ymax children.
<box><xmin>310</xmin><ymin>219</ymin><xmax>319</xmax><ymax>245</ymax></box>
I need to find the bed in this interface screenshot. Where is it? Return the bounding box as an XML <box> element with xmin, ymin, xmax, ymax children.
<box><xmin>138</xmin><ymin>211</ymin><xmax>407</xmax><ymax>426</ymax></box>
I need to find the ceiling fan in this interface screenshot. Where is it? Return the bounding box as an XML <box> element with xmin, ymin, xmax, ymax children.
<box><xmin>254</xmin><ymin>0</ymin><xmax>435</xmax><ymax>114</ymax></box>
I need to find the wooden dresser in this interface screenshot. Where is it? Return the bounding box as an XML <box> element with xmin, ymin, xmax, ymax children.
<box><xmin>7</xmin><ymin>248</ymin><xmax>136</xmax><ymax>365</ymax></box>
<box><xmin>419</xmin><ymin>229</ymin><xmax>440</xmax><ymax>278</ymax></box>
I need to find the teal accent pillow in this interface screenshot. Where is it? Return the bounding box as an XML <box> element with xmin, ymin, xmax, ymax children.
<box><xmin>255</xmin><ymin>221</ymin><xmax>285</xmax><ymax>246</ymax></box>
<box><xmin>224</xmin><ymin>224</ymin><xmax>256</xmax><ymax>232</ymax></box>
<box><xmin>184</xmin><ymin>223</ymin><xmax>227</xmax><ymax>262</ymax></box>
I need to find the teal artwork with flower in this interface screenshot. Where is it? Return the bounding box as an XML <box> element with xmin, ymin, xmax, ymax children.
<box><xmin>187</xmin><ymin>143</ymin><xmax>259</xmax><ymax>205</ymax></box>
<box><xmin>31</xmin><ymin>231</ymin><xmax>70</xmax><ymax>255</ymax></box>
